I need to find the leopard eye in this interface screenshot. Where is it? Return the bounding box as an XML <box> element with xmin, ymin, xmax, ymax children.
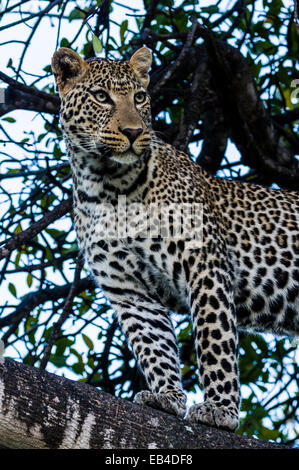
<box><xmin>134</xmin><ymin>92</ymin><xmax>146</xmax><ymax>104</ymax></box>
<box><xmin>94</xmin><ymin>90</ymin><xmax>109</xmax><ymax>103</ymax></box>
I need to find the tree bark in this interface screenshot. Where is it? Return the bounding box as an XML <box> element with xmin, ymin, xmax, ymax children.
<box><xmin>0</xmin><ymin>358</ymin><xmax>287</xmax><ymax>449</ymax></box>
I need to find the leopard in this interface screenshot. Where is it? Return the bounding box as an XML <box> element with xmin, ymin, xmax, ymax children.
<box><xmin>52</xmin><ymin>46</ymin><xmax>299</xmax><ymax>432</ymax></box>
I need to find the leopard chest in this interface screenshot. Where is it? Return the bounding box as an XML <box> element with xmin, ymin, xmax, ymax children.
<box><xmin>74</xmin><ymin>202</ymin><xmax>190</xmax><ymax>313</ymax></box>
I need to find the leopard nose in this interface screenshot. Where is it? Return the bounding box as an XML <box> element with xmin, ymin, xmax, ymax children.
<box><xmin>120</xmin><ymin>127</ymin><xmax>143</xmax><ymax>144</ymax></box>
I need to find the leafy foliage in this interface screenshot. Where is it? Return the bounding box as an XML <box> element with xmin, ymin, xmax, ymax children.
<box><xmin>0</xmin><ymin>0</ymin><xmax>298</xmax><ymax>445</ymax></box>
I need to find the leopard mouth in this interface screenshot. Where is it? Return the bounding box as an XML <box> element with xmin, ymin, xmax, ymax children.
<box><xmin>110</xmin><ymin>150</ymin><xmax>140</xmax><ymax>164</ymax></box>
<box><xmin>94</xmin><ymin>141</ymin><xmax>144</xmax><ymax>164</ymax></box>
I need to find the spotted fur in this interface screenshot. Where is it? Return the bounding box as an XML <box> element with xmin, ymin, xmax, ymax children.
<box><xmin>52</xmin><ymin>47</ymin><xmax>299</xmax><ymax>431</ymax></box>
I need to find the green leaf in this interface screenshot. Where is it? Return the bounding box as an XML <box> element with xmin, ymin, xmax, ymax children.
<box><xmin>201</xmin><ymin>5</ymin><xmax>219</xmax><ymax>14</ymax></box>
<box><xmin>43</xmin><ymin>326</ymin><xmax>54</xmax><ymax>342</ymax></box>
<box><xmin>259</xmin><ymin>425</ymin><xmax>280</xmax><ymax>440</ymax></box>
<box><xmin>27</xmin><ymin>273</ymin><xmax>33</xmax><ymax>287</ymax></box>
<box><xmin>62</xmin><ymin>243</ymin><xmax>79</xmax><ymax>255</ymax></box>
<box><xmin>92</xmin><ymin>35</ymin><xmax>103</xmax><ymax>54</ymax></box>
<box><xmin>23</xmin><ymin>355</ymin><xmax>34</xmax><ymax>366</ymax></box>
<box><xmin>28</xmin><ymin>329</ymin><xmax>36</xmax><ymax>346</ymax></box>
<box><xmin>72</xmin><ymin>361</ymin><xmax>85</xmax><ymax>374</ymax></box>
<box><xmin>2</xmin><ymin>117</ymin><xmax>16</xmax><ymax>123</ymax></box>
<box><xmin>14</xmin><ymin>223</ymin><xmax>22</xmax><ymax>234</ymax></box>
<box><xmin>282</xmin><ymin>87</ymin><xmax>294</xmax><ymax>110</ymax></box>
<box><xmin>43</xmin><ymin>64</ymin><xmax>52</xmax><ymax>73</ymax></box>
<box><xmin>45</xmin><ymin>228</ymin><xmax>65</xmax><ymax>239</ymax></box>
<box><xmin>120</xmin><ymin>20</ymin><xmax>128</xmax><ymax>44</ymax></box>
<box><xmin>44</xmin><ymin>247</ymin><xmax>54</xmax><ymax>261</ymax></box>
<box><xmin>50</xmin><ymin>354</ymin><xmax>68</xmax><ymax>368</ymax></box>
<box><xmin>53</xmin><ymin>144</ymin><xmax>63</xmax><ymax>159</ymax></box>
<box><xmin>82</xmin><ymin>333</ymin><xmax>94</xmax><ymax>350</ymax></box>
<box><xmin>60</xmin><ymin>37</ymin><xmax>70</xmax><ymax>48</ymax></box>
<box><xmin>69</xmin><ymin>8</ymin><xmax>86</xmax><ymax>21</ymax></box>
<box><xmin>7</xmin><ymin>168</ymin><xmax>21</xmax><ymax>174</ymax></box>
<box><xmin>14</xmin><ymin>251</ymin><xmax>21</xmax><ymax>268</ymax></box>
<box><xmin>70</xmin><ymin>348</ymin><xmax>85</xmax><ymax>374</ymax></box>
<box><xmin>8</xmin><ymin>282</ymin><xmax>17</xmax><ymax>298</ymax></box>
<box><xmin>70</xmin><ymin>348</ymin><xmax>83</xmax><ymax>360</ymax></box>
<box><xmin>56</xmin><ymin>337</ymin><xmax>73</xmax><ymax>356</ymax></box>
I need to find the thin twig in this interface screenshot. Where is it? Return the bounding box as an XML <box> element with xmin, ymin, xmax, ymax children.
<box><xmin>39</xmin><ymin>254</ymin><xmax>84</xmax><ymax>370</ymax></box>
<box><xmin>0</xmin><ymin>198</ymin><xmax>72</xmax><ymax>261</ymax></box>
<box><xmin>0</xmin><ymin>277</ymin><xmax>96</xmax><ymax>331</ymax></box>
<box><xmin>151</xmin><ymin>17</ymin><xmax>199</xmax><ymax>97</ymax></box>
<box><xmin>0</xmin><ymin>0</ymin><xmax>61</xmax><ymax>31</ymax></box>
<box><xmin>5</xmin><ymin>250</ymin><xmax>79</xmax><ymax>274</ymax></box>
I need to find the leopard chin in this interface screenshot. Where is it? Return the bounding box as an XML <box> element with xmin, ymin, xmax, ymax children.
<box><xmin>110</xmin><ymin>150</ymin><xmax>140</xmax><ymax>164</ymax></box>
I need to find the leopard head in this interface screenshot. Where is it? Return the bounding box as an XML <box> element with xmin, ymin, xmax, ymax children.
<box><xmin>52</xmin><ymin>47</ymin><xmax>152</xmax><ymax>164</ymax></box>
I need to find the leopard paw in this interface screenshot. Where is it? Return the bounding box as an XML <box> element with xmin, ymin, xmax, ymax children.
<box><xmin>187</xmin><ymin>401</ymin><xmax>239</xmax><ymax>432</ymax></box>
<box><xmin>134</xmin><ymin>390</ymin><xmax>187</xmax><ymax>418</ymax></box>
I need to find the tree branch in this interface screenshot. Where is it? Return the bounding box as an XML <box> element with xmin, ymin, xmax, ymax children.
<box><xmin>0</xmin><ymin>197</ymin><xmax>72</xmax><ymax>262</ymax></box>
<box><xmin>273</xmin><ymin>108</ymin><xmax>299</xmax><ymax>125</ymax></box>
<box><xmin>0</xmin><ymin>277</ymin><xmax>96</xmax><ymax>331</ymax></box>
<box><xmin>151</xmin><ymin>18</ymin><xmax>198</xmax><ymax>98</ymax></box>
<box><xmin>0</xmin><ymin>71</ymin><xmax>58</xmax><ymax>103</ymax></box>
<box><xmin>0</xmin><ymin>358</ymin><xmax>288</xmax><ymax>449</ymax></box>
<box><xmin>193</xmin><ymin>23</ymin><xmax>299</xmax><ymax>188</ymax></box>
<box><xmin>0</xmin><ymin>86</ymin><xmax>60</xmax><ymax>116</ymax></box>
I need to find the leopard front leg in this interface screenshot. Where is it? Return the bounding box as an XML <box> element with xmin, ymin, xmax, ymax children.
<box><xmin>101</xmin><ymin>282</ymin><xmax>187</xmax><ymax>419</ymax></box>
<box><xmin>187</xmin><ymin>268</ymin><xmax>240</xmax><ymax>431</ymax></box>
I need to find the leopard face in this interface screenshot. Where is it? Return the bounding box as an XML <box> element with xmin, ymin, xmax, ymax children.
<box><xmin>52</xmin><ymin>48</ymin><xmax>152</xmax><ymax>164</ymax></box>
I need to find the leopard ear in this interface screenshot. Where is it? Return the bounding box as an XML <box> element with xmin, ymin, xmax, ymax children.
<box><xmin>129</xmin><ymin>47</ymin><xmax>152</xmax><ymax>88</ymax></box>
<box><xmin>52</xmin><ymin>48</ymin><xmax>87</xmax><ymax>96</ymax></box>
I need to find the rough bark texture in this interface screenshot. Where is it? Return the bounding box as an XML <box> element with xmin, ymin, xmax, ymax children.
<box><xmin>0</xmin><ymin>358</ymin><xmax>287</xmax><ymax>449</ymax></box>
